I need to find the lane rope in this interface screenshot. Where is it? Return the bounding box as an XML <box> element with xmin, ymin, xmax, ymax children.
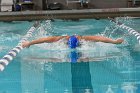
<box><xmin>109</xmin><ymin>18</ymin><xmax>140</xmax><ymax>44</ymax></box>
<box><xmin>0</xmin><ymin>22</ymin><xmax>39</xmax><ymax>71</ymax></box>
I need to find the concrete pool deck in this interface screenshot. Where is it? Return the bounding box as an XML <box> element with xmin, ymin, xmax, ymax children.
<box><xmin>0</xmin><ymin>8</ymin><xmax>140</xmax><ymax>21</ymax></box>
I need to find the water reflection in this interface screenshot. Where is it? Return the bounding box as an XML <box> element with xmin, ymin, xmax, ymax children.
<box><xmin>106</xmin><ymin>85</ymin><xmax>114</xmax><ymax>93</ymax></box>
<box><xmin>71</xmin><ymin>56</ymin><xmax>94</xmax><ymax>93</ymax></box>
<box><xmin>2</xmin><ymin>42</ymin><xmax>137</xmax><ymax>93</ymax></box>
<box><xmin>122</xmin><ymin>83</ymin><xmax>137</xmax><ymax>93</ymax></box>
<box><xmin>22</xmin><ymin>49</ymin><xmax>122</xmax><ymax>63</ymax></box>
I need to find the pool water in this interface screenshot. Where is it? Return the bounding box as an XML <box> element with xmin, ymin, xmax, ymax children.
<box><xmin>0</xmin><ymin>18</ymin><xmax>140</xmax><ymax>93</ymax></box>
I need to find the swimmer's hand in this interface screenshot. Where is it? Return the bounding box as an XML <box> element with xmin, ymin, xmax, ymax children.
<box><xmin>114</xmin><ymin>38</ymin><xmax>124</xmax><ymax>44</ymax></box>
<box><xmin>22</xmin><ymin>41</ymin><xmax>30</xmax><ymax>48</ymax></box>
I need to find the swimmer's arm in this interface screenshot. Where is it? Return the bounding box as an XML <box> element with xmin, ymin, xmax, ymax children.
<box><xmin>81</xmin><ymin>36</ymin><xmax>123</xmax><ymax>44</ymax></box>
<box><xmin>22</xmin><ymin>36</ymin><xmax>66</xmax><ymax>48</ymax></box>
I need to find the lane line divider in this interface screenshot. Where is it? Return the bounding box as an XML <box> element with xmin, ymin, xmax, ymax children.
<box><xmin>109</xmin><ymin>18</ymin><xmax>140</xmax><ymax>44</ymax></box>
<box><xmin>0</xmin><ymin>22</ymin><xmax>39</xmax><ymax>71</ymax></box>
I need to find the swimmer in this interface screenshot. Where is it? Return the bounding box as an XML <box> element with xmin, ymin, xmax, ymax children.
<box><xmin>22</xmin><ymin>35</ymin><xmax>124</xmax><ymax>48</ymax></box>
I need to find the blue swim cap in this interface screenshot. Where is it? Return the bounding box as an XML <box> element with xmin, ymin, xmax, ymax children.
<box><xmin>68</xmin><ymin>36</ymin><xmax>79</xmax><ymax>48</ymax></box>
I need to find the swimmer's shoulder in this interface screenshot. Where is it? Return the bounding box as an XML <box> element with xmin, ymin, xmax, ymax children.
<box><xmin>64</xmin><ymin>36</ymin><xmax>70</xmax><ymax>40</ymax></box>
<box><xmin>76</xmin><ymin>35</ymin><xmax>82</xmax><ymax>40</ymax></box>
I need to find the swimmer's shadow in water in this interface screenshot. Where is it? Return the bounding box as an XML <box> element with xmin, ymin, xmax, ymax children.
<box><xmin>23</xmin><ymin>52</ymin><xmax>122</xmax><ymax>63</ymax></box>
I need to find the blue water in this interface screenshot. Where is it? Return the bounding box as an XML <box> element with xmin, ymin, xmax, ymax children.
<box><xmin>0</xmin><ymin>18</ymin><xmax>140</xmax><ymax>93</ymax></box>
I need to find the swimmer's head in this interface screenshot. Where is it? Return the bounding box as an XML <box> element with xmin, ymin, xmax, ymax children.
<box><xmin>68</xmin><ymin>36</ymin><xmax>79</xmax><ymax>49</ymax></box>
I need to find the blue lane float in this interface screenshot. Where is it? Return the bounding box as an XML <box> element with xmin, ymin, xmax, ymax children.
<box><xmin>110</xmin><ymin>18</ymin><xmax>140</xmax><ymax>44</ymax></box>
<box><xmin>0</xmin><ymin>23</ymin><xmax>38</xmax><ymax>71</ymax></box>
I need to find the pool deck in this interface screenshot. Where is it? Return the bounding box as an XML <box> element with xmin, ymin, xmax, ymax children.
<box><xmin>0</xmin><ymin>8</ymin><xmax>140</xmax><ymax>21</ymax></box>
